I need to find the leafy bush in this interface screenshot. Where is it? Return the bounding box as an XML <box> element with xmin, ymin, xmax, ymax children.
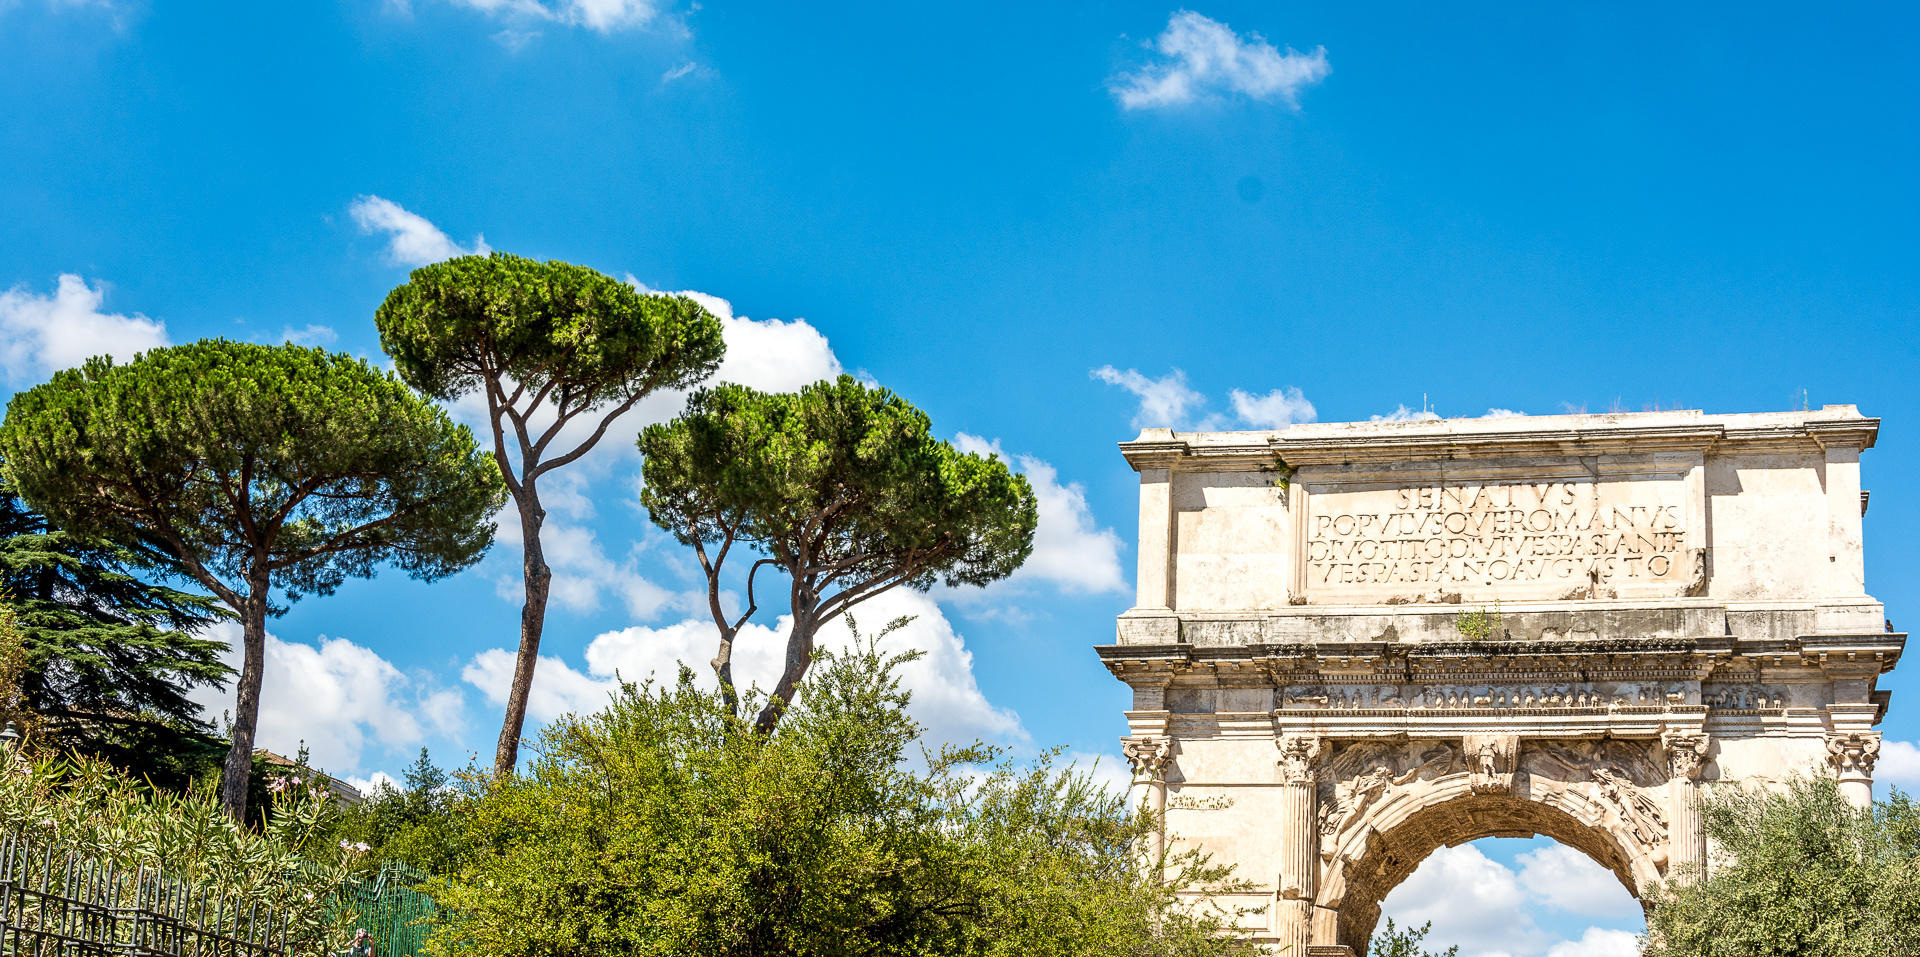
<box><xmin>429</xmin><ymin>627</ymin><xmax>1249</xmax><ymax>957</ymax></box>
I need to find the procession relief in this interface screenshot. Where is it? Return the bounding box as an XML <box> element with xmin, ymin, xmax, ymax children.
<box><xmin>1307</xmin><ymin>735</ymin><xmax>1681</xmax><ymax>869</ymax></box>
<box><xmin>1280</xmin><ymin>681</ymin><xmax>1691</xmax><ymax>711</ymax></box>
<box><xmin>1276</xmin><ymin>681</ymin><xmax>1792</xmax><ymax>712</ymax></box>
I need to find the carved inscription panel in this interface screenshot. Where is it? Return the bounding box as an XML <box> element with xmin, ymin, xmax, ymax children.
<box><xmin>1302</xmin><ymin>478</ymin><xmax>1694</xmax><ymax>601</ymax></box>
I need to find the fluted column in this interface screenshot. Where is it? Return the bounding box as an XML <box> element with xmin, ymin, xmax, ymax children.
<box><xmin>1122</xmin><ymin>736</ymin><xmax>1174</xmax><ymax>864</ymax></box>
<box><xmin>1662</xmin><ymin>730</ymin><xmax>1709</xmax><ymax>879</ymax></box>
<box><xmin>1827</xmin><ymin>731</ymin><xmax>1881</xmax><ymax>808</ymax></box>
<box><xmin>1276</xmin><ymin>733</ymin><xmax>1324</xmax><ymax>957</ymax></box>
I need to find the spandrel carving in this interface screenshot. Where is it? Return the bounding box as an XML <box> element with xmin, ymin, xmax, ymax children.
<box><xmin>1592</xmin><ymin>766</ymin><xmax>1667</xmax><ymax>848</ymax></box>
<box><xmin>1520</xmin><ymin>739</ymin><xmax>1665</xmax><ymax>788</ymax></box>
<box><xmin>1315</xmin><ymin>740</ymin><xmax>1460</xmax><ymax>859</ymax></box>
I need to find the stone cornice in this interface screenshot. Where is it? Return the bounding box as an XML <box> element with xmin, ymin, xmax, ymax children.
<box><xmin>1095</xmin><ymin>632</ymin><xmax>1905</xmax><ymax>684</ymax></box>
<box><xmin>1115</xmin><ymin>408</ymin><xmax>1879</xmax><ymax>471</ymax></box>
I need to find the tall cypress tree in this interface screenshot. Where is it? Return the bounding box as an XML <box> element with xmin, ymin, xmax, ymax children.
<box><xmin>0</xmin><ymin>486</ymin><xmax>233</xmax><ymax>786</ymax></box>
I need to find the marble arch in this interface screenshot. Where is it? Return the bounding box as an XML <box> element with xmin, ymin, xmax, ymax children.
<box><xmin>1098</xmin><ymin>408</ymin><xmax>1903</xmax><ymax>955</ymax></box>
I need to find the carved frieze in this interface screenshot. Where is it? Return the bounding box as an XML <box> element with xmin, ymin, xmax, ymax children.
<box><xmin>1279</xmin><ymin>680</ymin><xmax>1687</xmax><ymax>711</ymax></box>
<box><xmin>1702</xmin><ymin>685</ymin><xmax>1785</xmax><ymax>710</ymax></box>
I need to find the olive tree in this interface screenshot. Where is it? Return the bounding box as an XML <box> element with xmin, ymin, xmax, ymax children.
<box><xmin>0</xmin><ymin>341</ymin><xmax>505</xmax><ymax>822</ymax></box>
<box><xmin>1644</xmin><ymin>776</ymin><xmax>1920</xmax><ymax>957</ymax></box>
<box><xmin>375</xmin><ymin>252</ymin><xmax>724</xmax><ymax>775</ymax></box>
<box><xmin>639</xmin><ymin>375</ymin><xmax>1037</xmax><ymax>731</ymax></box>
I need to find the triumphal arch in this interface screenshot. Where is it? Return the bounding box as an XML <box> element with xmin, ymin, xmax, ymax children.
<box><xmin>1100</xmin><ymin>407</ymin><xmax>1902</xmax><ymax>955</ymax></box>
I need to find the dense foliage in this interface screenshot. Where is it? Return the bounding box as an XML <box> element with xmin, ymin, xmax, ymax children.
<box><xmin>0</xmin><ymin>488</ymin><xmax>231</xmax><ymax>789</ymax></box>
<box><xmin>0</xmin><ymin>340</ymin><xmax>506</xmax><ymax>821</ymax></box>
<box><xmin>429</xmin><ymin>627</ymin><xmax>1246</xmax><ymax>957</ymax></box>
<box><xmin>374</xmin><ymin>251</ymin><xmax>725</xmax><ymax>776</ymax></box>
<box><xmin>1644</xmin><ymin>776</ymin><xmax>1920</xmax><ymax>957</ymax></box>
<box><xmin>0</xmin><ymin>748</ymin><xmax>370</xmax><ymax>957</ymax></box>
<box><xmin>639</xmin><ymin>376</ymin><xmax>1037</xmax><ymax>730</ymax></box>
<box><xmin>335</xmin><ymin>748</ymin><xmax>474</xmax><ymax>877</ymax></box>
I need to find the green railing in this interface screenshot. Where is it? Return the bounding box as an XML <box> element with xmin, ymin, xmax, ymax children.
<box><xmin>330</xmin><ymin>863</ymin><xmax>436</xmax><ymax>957</ymax></box>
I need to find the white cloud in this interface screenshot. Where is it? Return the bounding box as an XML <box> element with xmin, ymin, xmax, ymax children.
<box><xmin>1381</xmin><ymin>842</ymin><xmax>1646</xmax><ymax>957</ymax></box>
<box><xmin>1484</xmin><ymin>408</ymin><xmax>1527</xmax><ymax>419</ymax></box>
<box><xmin>444</xmin><ymin>0</ymin><xmax>670</xmax><ymax>36</ymax></box>
<box><xmin>349</xmin><ymin>195</ymin><xmax>490</xmax><ymax>267</ymax></box>
<box><xmin>188</xmin><ymin>623</ymin><xmax>465</xmax><ymax>777</ymax></box>
<box><xmin>281</xmin><ymin>324</ymin><xmax>339</xmax><ymax>347</ymax></box>
<box><xmin>464</xmin><ymin>589</ymin><xmax>1026</xmax><ymax>749</ymax></box>
<box><xmin>1228</xmin><ymin>386</ymin><xmax>1315</xmax><ymax>429</ymax></box>
<box><xmin>344</xmin><ymin>770</ymin><xmax>402</xmax><ymax>798</ymax></box>
<box><xmin>1092</xmin><ymin>366</ymin><xmax>1215</xmax><ymax>430</ymax></box>
<box><xmin>662</xmin><ymin>61</ymin><xmax>697</xmax><ymax>83</ymax></box>
<box><xmin>1372</xmin><ymin>404</ymin><xmax>1442</xmax><ymax>422</ymax></box>
<box><xmin>1378</xmin><ymin>844</ymin><xmax>1549</xmax><ymax>957</ymax></box>
<box><xmin>0</xmin><ymin>274</ymin><xmax>169</xmax><ymax>382</ymax></box>
<box><xmin>1516</xmin><ymin>845</ymin><xmax>1641</xmax><ymax>919</ymax></box>
<box><xmin>1544</xmin><ymin>929</ymin><xmax>1641</xmax><ymax>957</ymax></box>
<box><xmin>1878</xmin><ymin>739</ymin><xmax>1920</xmax><ymax>789</ymax></box>
<box><xmin>952</xmin><ymin>433</ymin><xmax>1126</xmax><ymax>595</ymax></box>
<box><xmin>1110</xmin><ymin>11</ymin><xmax>1329</xmax><ymax>110</ymax></box>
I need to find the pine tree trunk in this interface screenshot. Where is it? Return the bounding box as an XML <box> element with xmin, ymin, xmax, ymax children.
<box><xmin>756</xmin><ymin>605</ymin><xmax>817</xmax><ymax>733</ymax></box>
<box><xmin>494</xmin><ymin>489</ymin><xmax>550</xmax><ymax>776</ymax></box>
<box><xmin>220</xmin><ymin>585</ymin><xmax>269</xmax><ymax>823</ymax></box>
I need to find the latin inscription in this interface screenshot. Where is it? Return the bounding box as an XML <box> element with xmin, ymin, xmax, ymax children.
<box><xmin>1306</xmin><ymin>481</ymin><xmax>1685</xmax><ymax>590</ymax></box>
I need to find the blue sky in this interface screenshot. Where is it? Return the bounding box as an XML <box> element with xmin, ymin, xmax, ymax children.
<box><xmin>3</xmin><ymin>1</ymin><xmax>1918</xmax><ymax>953</ymax></box>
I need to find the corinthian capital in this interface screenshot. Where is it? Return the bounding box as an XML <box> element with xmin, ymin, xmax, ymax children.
<box><xmin>1275</xmin><ymin>733</ymin><xmax>1324</xmax><ymax>785</ymax></box>
<box><xmin>1662</xmin><ymin>729</ymin><xmax>1710</xmax><ymax>781</ymax></box>
<box><xmin>1121</xmin><ymin>736</ymin><xmax>1174</xmax><ymax>783</ymax></box>
<box><xmin>1826</xmin><ymin>731</ymin><xmax>1882</xmax><ymax>775</ymax></box>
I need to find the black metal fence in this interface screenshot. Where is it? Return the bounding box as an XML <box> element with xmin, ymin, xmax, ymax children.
<box><xmin>0</xmin><ymin>830</ymin><xmax>286</xmax><ymax>957</ymax></box>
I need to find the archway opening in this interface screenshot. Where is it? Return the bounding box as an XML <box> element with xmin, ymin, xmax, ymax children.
<box><xmin>1323</xmin><ymin>793</ymin><xmax>1651</xmax><ymax>956</ymax></box>
<box><xmin>1374</xmin><ymin>835</ymin><xmax>1644</xmax><ymax>957</ymax></box>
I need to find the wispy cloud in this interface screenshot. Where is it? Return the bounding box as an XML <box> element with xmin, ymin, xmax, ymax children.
<box><xmin>442</xmin><ymin>0</ymin><xmax>675</xmax><ymax>39</ymax></box>
<box><xmin>1110</xmin><ymin>10</ymin><xmax>1329</xmax><ymax>110</ymax></box>
<box><xmin>1093</xmin><ymin>366</ymin><xmax>1317</xmax><ymax>433</ymax></box>
<box><xmin>661</xmin><ymin>61</ymin><xmax>697</xmax><ymax>83</ymax></box>
<box><xmin>0</xmin><ymin>275</ymin><xmax>168</xmax><ymax>383</ymax></box>
<box><xmin>349</xmin><ymin>195</ymin><xmax>490</xmax><ymax>267</ymax></box>
<box><xmin>280</xmin><ymin>324</ymin><xmax>338</xmax><ymax>348</ymax></box>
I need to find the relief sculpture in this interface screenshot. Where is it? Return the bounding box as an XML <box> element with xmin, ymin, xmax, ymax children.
<box><xmin>1315</xmin><ymin>741</ymin><xmax>1459</xmax><ymax>860</ymax></box>
<box><xmin>1278</xmin><ymin>681</ymin><xmax>1689</xmax><ymax>711</ymax></box>
<box><xmin>1591</xmin><ymin>766</ymin><xmax>1667</xmax><ymax>847</ymax></box>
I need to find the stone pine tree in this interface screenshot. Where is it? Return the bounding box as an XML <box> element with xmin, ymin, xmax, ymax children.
<box><xmin>639</xmin><ymin>375</ymin><xmax>1038</xmax><ymax>731</ymax></box>
<box><xmin>0</xmin><ymin>341</ymin><xmax>505</xmax><ymax>822</ymax></box>
<box><xmin>0</xmin><ymin>487</ymin><xmax>232</xmax><ymax>787</ymax></box>
<box><xmin>375</xmin><ymin>252</ymin><xmax>725</xmax><ymax>776</ymax></box>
